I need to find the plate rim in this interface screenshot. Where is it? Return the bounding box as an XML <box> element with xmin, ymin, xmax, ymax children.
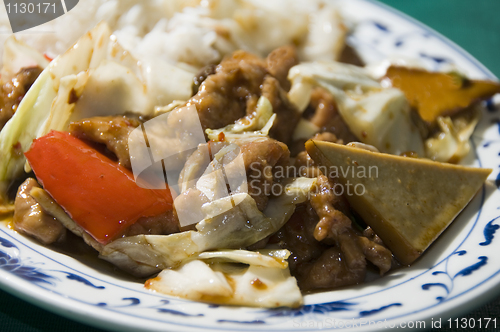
<box><xmin>0</xmin><ymin>0</ymin><xmax>499</xmax><ymax>331</ymax></box>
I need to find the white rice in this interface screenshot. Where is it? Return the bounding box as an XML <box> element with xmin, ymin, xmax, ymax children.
<box><xmin>0</xmin><ymin>0</ymin><xmax>346</xmax><ymax>69</ymax></box>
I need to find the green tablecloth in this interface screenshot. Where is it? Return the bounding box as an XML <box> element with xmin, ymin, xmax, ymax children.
<box><xmin>380</xmin><ymin>0</ymin><xmax>500</xmax><ymax>78</ymax></box>
<box><xmin>1</xmin><ymin>1</ymin><xmax>499</xmax><ymax>331</ymax></box>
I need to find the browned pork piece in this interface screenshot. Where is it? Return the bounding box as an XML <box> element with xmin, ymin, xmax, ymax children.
<box><xmin>239</xmin><ymin>138</ymin><xmax>291</xmax><ymax>211</ymax></box>
<box><xmin>69</xmin><ymin>115</ymin><xmax>141</xmax><ymax>169</ymax></box>
<box><xmin>294</xmin><ymin>132</ymin><xmax>340</xmax><ymax>177</ymax></box>
<box><xmin>189</xmin><ymin>46</ymin><xmax>301</xmax><ymax>144</ymax></box>
<box><xmin>0</xmin><ymin>66</ymin><xmax>43</xmax><ymax>130</ymax></box>
<box><xmin>69</xmin><ymin>116</ymin><xmax>180</xmax><ymax>238</ymax></box>
<box><xmin>310</xmin><ymin>176</ymin><xmax>392</xmax><ymax>271</ymax></box>
<box><xmin>13</xmin><ymin>178</ymin><xmax>66</xmax><ymax>244</ymax></box>
<box><xmin>289</xmin><ymin>88</ymin><xmax>358</xmax><ymax>157</ymax></box>
<box><xmin>273</xmin><ymin>135</ymin><xmax>393</xmax><ymax>292</ymax></box>
<box><xmin>119</xmin><ymin>211</ymin><xmax>179</xmax><ymax>237</ymax></box>
<box><xmin>272</xmin><ymin>175</ymin><xmax>393</xmax><ymax>291</ymax></box>
<box><xmin>266</xmin><ymin>45</ymin><xmax>298</xmax><ymax>91</ymax></box>
<box><xmin>305</xmin><ymin>87</ymin><xmax>358</xmax><ymax>143</ymax></box>
<box><xmin>14</xmin><ymin>117</ymin><xmax>179</xmax><ymax>254</ymax></box>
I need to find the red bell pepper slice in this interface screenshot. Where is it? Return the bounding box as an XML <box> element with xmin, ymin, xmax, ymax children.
<box><xmin>25</xmin><ymin>130</ymin><xmax>173</xmax><ymax>244</ymax></box>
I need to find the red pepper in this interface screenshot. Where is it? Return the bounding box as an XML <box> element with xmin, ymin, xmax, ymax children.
<box><xmin>25</xmin><ymin>130</ymin><xmax>173</xmax><ymax>244</ymax></box>
<box><xmin>43</xmin><ymin>53</ymin><xmax>53</xmax><ymax>62</ymax></box>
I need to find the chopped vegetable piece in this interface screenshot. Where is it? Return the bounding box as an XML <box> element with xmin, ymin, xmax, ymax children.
<box><xmin>385</xmin><ymin>66</ymin><xmax>500</xmax><ymax>126</ymax></box>
<box><xmin>288</xmin><ymin>62</ymin><xmax>425</xmax><ymax>156</ymax></box>
<box><xmin>25</xmin><ymin>130</ymin><xmax>173</xmax><ymax>244</ymax></box>
<box><xmin>306</xmin><ymin>140</ymin><xmax>491</xmax><ymax>265</ymax></box>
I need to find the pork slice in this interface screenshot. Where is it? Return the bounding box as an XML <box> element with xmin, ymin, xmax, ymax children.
<box><xmin>13</xmin><ymin>178</ymin><xmax>66</xmax><ymax>244</ymax></box>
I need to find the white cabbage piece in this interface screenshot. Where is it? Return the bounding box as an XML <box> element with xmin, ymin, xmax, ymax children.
<box><xmin>206</xmin><ymin>96</ymin><xmax>276</xmax><ymax>142</ymax></box>
<box><xmin>71</xmin><ymin>59</ymin><xmax>150</xmax><ymax>120</ymax></box>
<box><xmin>0</xmin><ymin>23</ymin><xmax>111</xmax><ymax>187</ymax></box>
<box><xmin>176</xmin><ymin>141</ymin><xmax>247</xmax><ymax>227</ymax></box>
<box><xmin>0</xmin><ymin>69</ymin><xmax>56</xmax><ymax>184</ymax></box>
<box><xmin>100</xmin><ymin>177</ymin><xmax>317</xmax><ymax>275</ymax></box>
<box><xmin>223</xmin><ymin>0</ymin><xmax>311</xmax><ymax>57</ymax></box>
<box><xmin>293</xmin><ymin>118</ymin><xmax>320</xmax><ymax>141</ymax></box>
<box><xmin>288</xmin><ymin>61</ymin><xmax>425</xmax><ymax>156</ymax></box>
<box><xmin>141</xmin><ymin>56</ymin><xmax>194</xmax><ymax>107</ymax></box>
<box><xmin>193</xmin><ymin>249</ymin><xmax>290</xmax><ymax>268</ymax></box>
<box><xmin>204</xmin><ymin>0</ymin><xmax>345</xmax><ymax>62</ymax></box>
<box><xmin>425</xmin><ymin>107</ymin><xmax>481</xmax><ymax>162</ymax></box>
<box><xmin>0</xmin><ymin>37</ymin><xmax>49</xmax><ymax>199</ymax></box>
<box><xmin>1</xmin><ymin>36</ymin><xmax>49</xmax><ymax>81</ymax></box>
<box><xmin>0</xmin><ymin>22</ymin><xmax>194</xmax><ymax>190</ymax></box>
<box><xmin>195</xmin><ymin>144</ymin><xmax>248</xmax><ymax>202</ymax></box>
<box><xmin>146</xmin><ymin>260</ymin><xmax>234</xmax><ymax>301</ymax></box>
<box><xmin>300</xmin><ymin>4</ymin><xmax>346</xmax><ymax>61</ymax></box>
<box><xmin>146</xmin><ymin>250</ymin><xmax>302</xmax><ymax>308</ymax></box>
<box><xmin>288</xmin><ymin>79</ymin><xmax>313</xmax><ymax>113</ymax></box>
<box><xmin>287</xmin><ymin>61</ymin><xmax>379</xmax><ymax>114</ymax></box>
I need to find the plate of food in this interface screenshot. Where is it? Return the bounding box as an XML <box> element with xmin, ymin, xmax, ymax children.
<box><xmin>0</xmin><ymin>0</ymin><xmax>499</xmax><ymax>331</ymax></box>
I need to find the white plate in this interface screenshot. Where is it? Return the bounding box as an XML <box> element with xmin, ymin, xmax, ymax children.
<box><xmin>1</xmin><ymin>0</ymin><xmax>500</xmax><ymax>331</ymax></box>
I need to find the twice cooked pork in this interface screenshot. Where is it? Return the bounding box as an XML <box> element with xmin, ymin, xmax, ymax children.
<box><xmin>266</xmin><ymin>45</ymin><xmax>298</xmax><ymax>91</ymax></box>
<box><xmin>310</xmin><ymin>176</ymin><xmax>392</xmax><ymax>274</ymax></box>
<box><xmin>120</xmin><ymin>211</ymin><xmax>179</xmax><ymax>237</ymax></box>
<box><xmin>270</xmin><ymin>203</ymin><xmax>366</xmax><ymax>291</ymax></box>
<box><xmin>272</xmin><ymin>132</ymin><xmax>393</xmax><ymax>291</ymax></box>
<box><xmin>189</xmin><ymin>47</ymin><xmax>301</xmax><ymax>144</ymax></box>
<box><xmin>310</xmin><ymin>175</ymin><xmax>352</xmax><ymax>242</ymax></box>
<box><xmin>189</xmin><ymin>51</ymin><xmax>269</xmax><ymax>130</ymax></box>
<box><xmin>273</xmin><ymin>176</ymin><xmax>392</xmax><ymax>291</ymax></box>
<box><xmin>15</xmin><ymin>177</ymin><xmax>179</xmax><ymax>254</ymax></box>
<box><xmin>69</xmin><ymin>116</ymin><xmax>141</xmax><ymax>169</ymax></box>
<box><xmin>289</xmin><ymin>88</ymin><xmax>357</xmax><ymax>157</ymax></box>
<box><xmin>13</xmin><ymin>178</ymin><xmax>66</xmax><ymax>244</ymax></box>
<box><xmin>0</xmin><ymin>67</ymin><xmax>43</xmax><ymax>130</ymax></box>
<box><xmin>239</xmin><ymin>138</ymin><xmax>290</xmax><ymax>210</ymax></box>
<box><xmin>178</xmin><ymin>137</ymin><xmax>290</xmax><ymax>212</ymax></box>
<box><xmin>305</xmin><ymin>87</ymin><xmax>358</xmax><ymax>143</ymax></box>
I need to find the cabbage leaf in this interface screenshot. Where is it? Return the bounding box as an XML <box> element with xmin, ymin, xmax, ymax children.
<box><xmin>0</xmin><ymin>23</ymin><xmax>111</xmax><ymax>188</ymax></box>
<box><xmin>0</xmin><ymin>22</ymin><xmax>194</xmax><ymax>194</ymax></box>
<box><xmin>425</xmin><ymin>106</ymin><xmax>481</xmax><ymax>162</ymax></box>
<box><xmin>288</xmin><ymin>61</ymin><xmax>425</xmax><ymax>156</ymax></box>
<box><xmin>100</xmin><ymin>177</ymin><xmax>317</xmax><ymax>275</ymax></box>
<box><xmin>206</xmin><ymin>96</ymin><xmax>276</xmax><ymax>142</ymax></box>
<box><xmin>145</xmin><ymin>257</ymin><xmax>303</xmax><ymax>308</ymax></box>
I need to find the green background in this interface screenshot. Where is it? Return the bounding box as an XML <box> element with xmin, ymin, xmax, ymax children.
<box><xmin>379</xmin><ymin>0</ymin><xmax>500</xmax><ymax>78</ymax></box>
<box><xmin>1</xmin><ymin>1</ymin><xmax>499</xmax><ymax>331</ymax></box>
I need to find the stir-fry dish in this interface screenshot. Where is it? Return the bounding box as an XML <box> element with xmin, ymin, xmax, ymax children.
<box><xmin>0</xmin><ymin>0</ymin><xmax>497</xmax><ymax>308</ymax></box>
